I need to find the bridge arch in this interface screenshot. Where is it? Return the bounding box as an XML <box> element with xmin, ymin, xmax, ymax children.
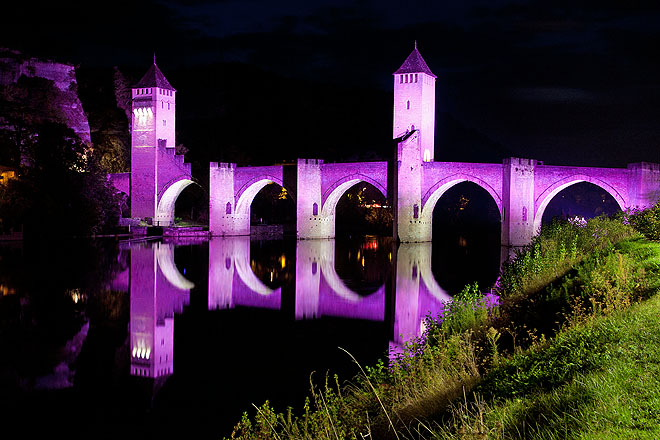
<box><xmin>235</xmin><ymin>176</ymin><xmax>293</xmax><ymax>216</ymax></box>
<box><xmin>155</xmin><ymin>242</ymin><xmax>195</xmax><ymax>291</ymax></box>
<box><xmin>534</xmin><ymin>175</ymin><xmax>627</xmax><ymax>233</ymax></box>
<box><xmin>155</xmin><ymin>177</ymin><xmax>196</xmax><ymax>225</ymax></box>
<box><xmin>420</xmin><ymin>175</ymin><xmax>503</xmax><ymax>223</ymax></box>
<box><xmin>321</xmin><ymin>174</ymin><xmax>387</xmax><ymax>218</ymax></box>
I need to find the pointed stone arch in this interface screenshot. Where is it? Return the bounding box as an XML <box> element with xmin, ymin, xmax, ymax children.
<box><xmin>420</xmin><ymin>174</ymin><xmax>503</xmax><ymax>223</ymax></box>
<box><xmin>533</xmin><ymin>175</ymin><xmax>627</xmax><ymax>232</ymax></box>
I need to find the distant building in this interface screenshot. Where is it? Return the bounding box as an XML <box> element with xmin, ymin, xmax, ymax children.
<box><xmin>0</xmin><ymin>165</ymin><xmax>16</xmax><ymax>184</ymax></box>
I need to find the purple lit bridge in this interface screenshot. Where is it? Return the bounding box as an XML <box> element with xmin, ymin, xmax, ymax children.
<box><xmin>111</xmin><ymin>49</ymin><xmax>660</xmax><ymax>247</ymax></box>
<box><xmin>209</xmin><ymin>134</ymin><xmax>660</xmax><ymax>246</ymax></box>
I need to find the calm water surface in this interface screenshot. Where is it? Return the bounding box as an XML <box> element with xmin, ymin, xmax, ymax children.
<box><xmin>0</xmin><ymin>231</ymin><xmax>500</xmax><ymax>438</ymax></box>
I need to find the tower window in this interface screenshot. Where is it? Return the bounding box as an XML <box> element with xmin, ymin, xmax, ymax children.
<box><xmin>312</xmin><ymin>202</ymin><xmax>318</xmax><ymax>216</ymax></box>
<box><xmin>415</xmin><ymin>74</ymin><xmax>418</xmax><ymax>82</ymax></box>
<box><xmin>407</xmin><ymin>100</ymin><xmax>410</xmax><ymax>110</ymax></box>
<box><xmin>400</xmin><ymin>75</ymin><xmax>403</xmax><ymax>84</ymax></box>
<box><xmin>413</xmin><ymin>204</ymin><xmax>419</xmax><ymax>219</ymax></box>
<box><xmin>405</xmin><ymin>75</ymin><xmax>408</xmax><ymax>83</ymax></box>
<box><xmin>163</xmin><ymin>120</ymin><xmax>166</xmax><ymax>126</ymax></box>
<box><xmin>226</xmin><ymin>202</ymin><xmax>232</xmax><ymax>214</ymax></box>
<box><xmin>168</xmin><ymin>103</ymin><xmax>170</xmax><ymax>110</ymax></box>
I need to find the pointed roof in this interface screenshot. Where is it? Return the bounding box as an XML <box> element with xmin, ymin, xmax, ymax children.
<box><xmin>134</xmin><ymin>63</ymin><xmax>176</xmax><ymax>91</ymax></box>
<box><xmin>393</xmin><ymin>41</ymin><xmax>436</xmax><ymax>78</ymax></box>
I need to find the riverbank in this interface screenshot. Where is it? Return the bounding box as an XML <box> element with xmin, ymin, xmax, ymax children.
<box><xmin>225</xmin><ymin>211</ymin><xmax>660</xmax><ymax>439</ymax></box>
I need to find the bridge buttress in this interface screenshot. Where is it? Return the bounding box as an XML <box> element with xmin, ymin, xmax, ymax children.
<box><xmin>209</xmin><ymin>162</ymin><xmax>249</xmax><ymax>236</ymax></box>
<box><xmin>627</xmin><ymin>162</ymin><xmax>660</xmax><ymax>209</ymax></box>
<box><xmin>297</xmin><ymin>159</ymin><xmax>334</xmax><ymax>239</ymax></box>
<box><xmin>502</xmin><ymin>158</ymin><xmax>537</xmax><ymax>247</ymax></box>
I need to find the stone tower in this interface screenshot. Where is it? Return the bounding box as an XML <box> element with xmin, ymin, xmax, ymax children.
<box><xmin>393</xmin><ymin>41</ymin><xmax>436</xmax><ymax>162</ymax></box>
<box><xmin>130</xmin><ymin>62</ymin><xmax>177</xmax><ymax>219</ymax></box>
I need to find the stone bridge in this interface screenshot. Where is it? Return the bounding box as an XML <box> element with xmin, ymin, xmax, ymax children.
<box><xmin>208</xmin><ymin>129</ymin><xmax>660</xmax><ymax>246</ymax></box>
<box><xmin>113</xmin><ymin>54</ymin><xmax>660</xmax><ymax>247</ymax></box>
<box><xmin>209</xmin><ymin>159</ymin><xmax>389</xmax><ymax>240</ymax></box>
<box><xmin>395</xmin><ymin>130</ymin><xmax>660</xmax><ymax>245</ymax></box>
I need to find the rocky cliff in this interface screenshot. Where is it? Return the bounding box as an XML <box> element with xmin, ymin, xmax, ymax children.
<box><xmin>0</xmin><ymin>48</ymin><xmax>91</xmax><ymax>145</ymax></box>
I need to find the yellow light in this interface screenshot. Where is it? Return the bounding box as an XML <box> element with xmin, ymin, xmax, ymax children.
<box><xmin>361</xmin><ymin>257</ymin><xmax>365</xmax><ymax>267</ymax></box>
<box><xmin>280</xmin><ymin>254</ymin><xmax>286</xmax><ymax>269</ymax></box>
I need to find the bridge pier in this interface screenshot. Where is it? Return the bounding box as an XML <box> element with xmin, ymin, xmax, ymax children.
<box><xmin>296</xmin><ymin>159</ymin><xmax>336</xmax><ymax>239</ymax></box>
<box><xmin>501</xmin><ymin>158</ymin><xmax>537</xmax><ymax>247</ymax></box>
<box><xmin>628</xmin><ymin>162</ymin><xmax>660</xmax><ymax>209</ymax></box>
<box><xmin>209</xmin><ymin>162</ymin><xmax>250</xmax><ymax>236</ymax></box>
<box><xmin>394</xmin><ymin>130</ymin><xmax>432</xmax><ymax>242</ymax></box>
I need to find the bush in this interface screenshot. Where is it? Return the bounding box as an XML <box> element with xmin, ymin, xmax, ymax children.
<box><xmin>626</xmin><ymin>202</ymin><xmax>660</xmax><ymax>240</ymax></box>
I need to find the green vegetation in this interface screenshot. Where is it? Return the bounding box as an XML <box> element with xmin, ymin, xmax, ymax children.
<box><xmin>0</xmin><ymin>122</ymin><xmax>120</xmax><ymax>237</ymax></box>
<box><xmin>225</xmin><ymin>207</ymin><xmax>660</xmax><ymax>439</ymax></box>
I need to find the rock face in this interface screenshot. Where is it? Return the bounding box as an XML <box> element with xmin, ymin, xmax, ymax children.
<box><xmin>0</xmin><ymin>48</ymin><xmax>91</xmax><ymax>144</ymax></box>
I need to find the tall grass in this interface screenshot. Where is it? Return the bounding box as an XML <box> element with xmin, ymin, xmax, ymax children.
<box><xmin>225</xmin><ymin>208</ymin><xmax>660</xmax><ymax>440</ymax></box>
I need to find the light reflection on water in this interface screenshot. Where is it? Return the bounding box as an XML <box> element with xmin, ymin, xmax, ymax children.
<box><xmin>0</xmin><ymin>233</ymin><xmax>500</xmax><ymax>436</ymax></box>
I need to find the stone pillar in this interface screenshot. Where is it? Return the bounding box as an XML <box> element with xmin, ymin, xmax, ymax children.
<box><xmin>395</xmin><ymin>131</ymin><xmax>431</xmax><ymax>242</ymax></box>
<box><xmin>209</xmin><ymin>162</ymin><xmax>247</xmax><ymax>236</ymax></box>
<box><xmin>502</xmin><ymin>158</ymin><xmax>536</xmax><ymax>247</ymax></box>
<box><xmin>297</xmin><ymin>159</ymin><xmax>332</xmax><ymax>239</ymax></box>
<box><xmin>627</xmin><ymin>162</ymin><xmax>660</xmax><ymax>209</ymax></box>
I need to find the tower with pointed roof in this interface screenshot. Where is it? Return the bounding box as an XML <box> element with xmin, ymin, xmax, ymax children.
<box><xmin>393</xmin><ymin>41</ymin><xmax>436</xmax><ymax>162</ymax></box>
<box><xmin>131</xmin><ymin>61</ymin><xmax>178</xmax><ymax>219</ymax></box>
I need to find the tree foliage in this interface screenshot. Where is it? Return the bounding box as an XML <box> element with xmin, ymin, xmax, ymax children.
<box><xmin>0</xmin><ymin>122</ymin><xmax>120</xmax><ymax>237</ymax></box>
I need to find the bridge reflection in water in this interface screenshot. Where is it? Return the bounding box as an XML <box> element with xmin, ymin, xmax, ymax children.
<box><xmin>116</xmin><ymin>236</ymin><xmax>498</xmax><ymax>380</ymax></box>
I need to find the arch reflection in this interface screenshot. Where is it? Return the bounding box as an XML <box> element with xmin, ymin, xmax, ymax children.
<box><xmin>116</xmin><ymin>236</ymin><xmax>495</xmax><ymax>380</ymax></box>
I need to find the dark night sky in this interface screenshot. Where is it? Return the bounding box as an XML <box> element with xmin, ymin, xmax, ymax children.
<box><xmin>3</xmin><ymin>0</ymin><xmax>660</xmax><ymax>167</ymax></box>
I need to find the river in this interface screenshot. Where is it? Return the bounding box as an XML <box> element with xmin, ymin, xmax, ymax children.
<box><xmin>0</xmin><ymin>230</ymin><xmax>500</xmax><ymax>438</ymax></box>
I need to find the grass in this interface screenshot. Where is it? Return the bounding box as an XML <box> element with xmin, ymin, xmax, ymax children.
<box><xmin>224</xmin><ymin>212</ymin><xmax>660</xmax><ymax>440</ymax></box>
<box><xmin>440</xmin><ymin>290</ymin><xmax>660</xmax><ymax>440</ymax></box>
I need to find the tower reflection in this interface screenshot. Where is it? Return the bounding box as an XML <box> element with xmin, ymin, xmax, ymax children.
<box><xmin>128</xmin><ymin>240</ymin><xmax>192</xmax><ymax>378</ymax></box>
<box><xmin>122</xmin><ymin>237</ymin><xmax>472</xmax><ymax>379</ymax></box>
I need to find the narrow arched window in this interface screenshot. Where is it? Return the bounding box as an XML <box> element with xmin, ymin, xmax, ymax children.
<box><xmin>415</xmin><ymin>73</ymin><xmax>418</xmax><ymax>82</ymax></box>
<box><xmin>522</xmin><ymin>206</ymin><xmax>527</xmax><ymax>222</ymax></box>
<box><xmin>407</xmin><ymin>100</ymin><xmax>410</xmax><ymax>110</ymax></box>
<box><xmin>226</xmin><ymin>202</ymin><xmax>232</xmax><ymax>214</ymax></box>
<box><xmin>312</xmin><ymin>202</ymin><xmax>318</xmax><ymax>216</ymax></box>
<box><xmin>423</xmin><ymin>149</ymin><xmax>431</xmax><ymax>162</ymax></box>
<box><xmin>413</xmin><ymin>204</ymin><xmax>419</xmax><ymax>219</ymax></box>
<box><xmin>312</xmin><ymin>261</ymin><xmax>317</xmax><ymax>275</ymax></box>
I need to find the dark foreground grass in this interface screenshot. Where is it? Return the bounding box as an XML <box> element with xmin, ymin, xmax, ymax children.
<box><xmin>225</xmin><ymin>215</ymin><xmax>660</xmax><ymax>440</ymax></box>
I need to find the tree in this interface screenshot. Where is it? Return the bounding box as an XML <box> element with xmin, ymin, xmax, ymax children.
<box><xmin>0</xmin><ymin>122</ymin><xmax>120</xmax><ymax>238</ymax></box>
